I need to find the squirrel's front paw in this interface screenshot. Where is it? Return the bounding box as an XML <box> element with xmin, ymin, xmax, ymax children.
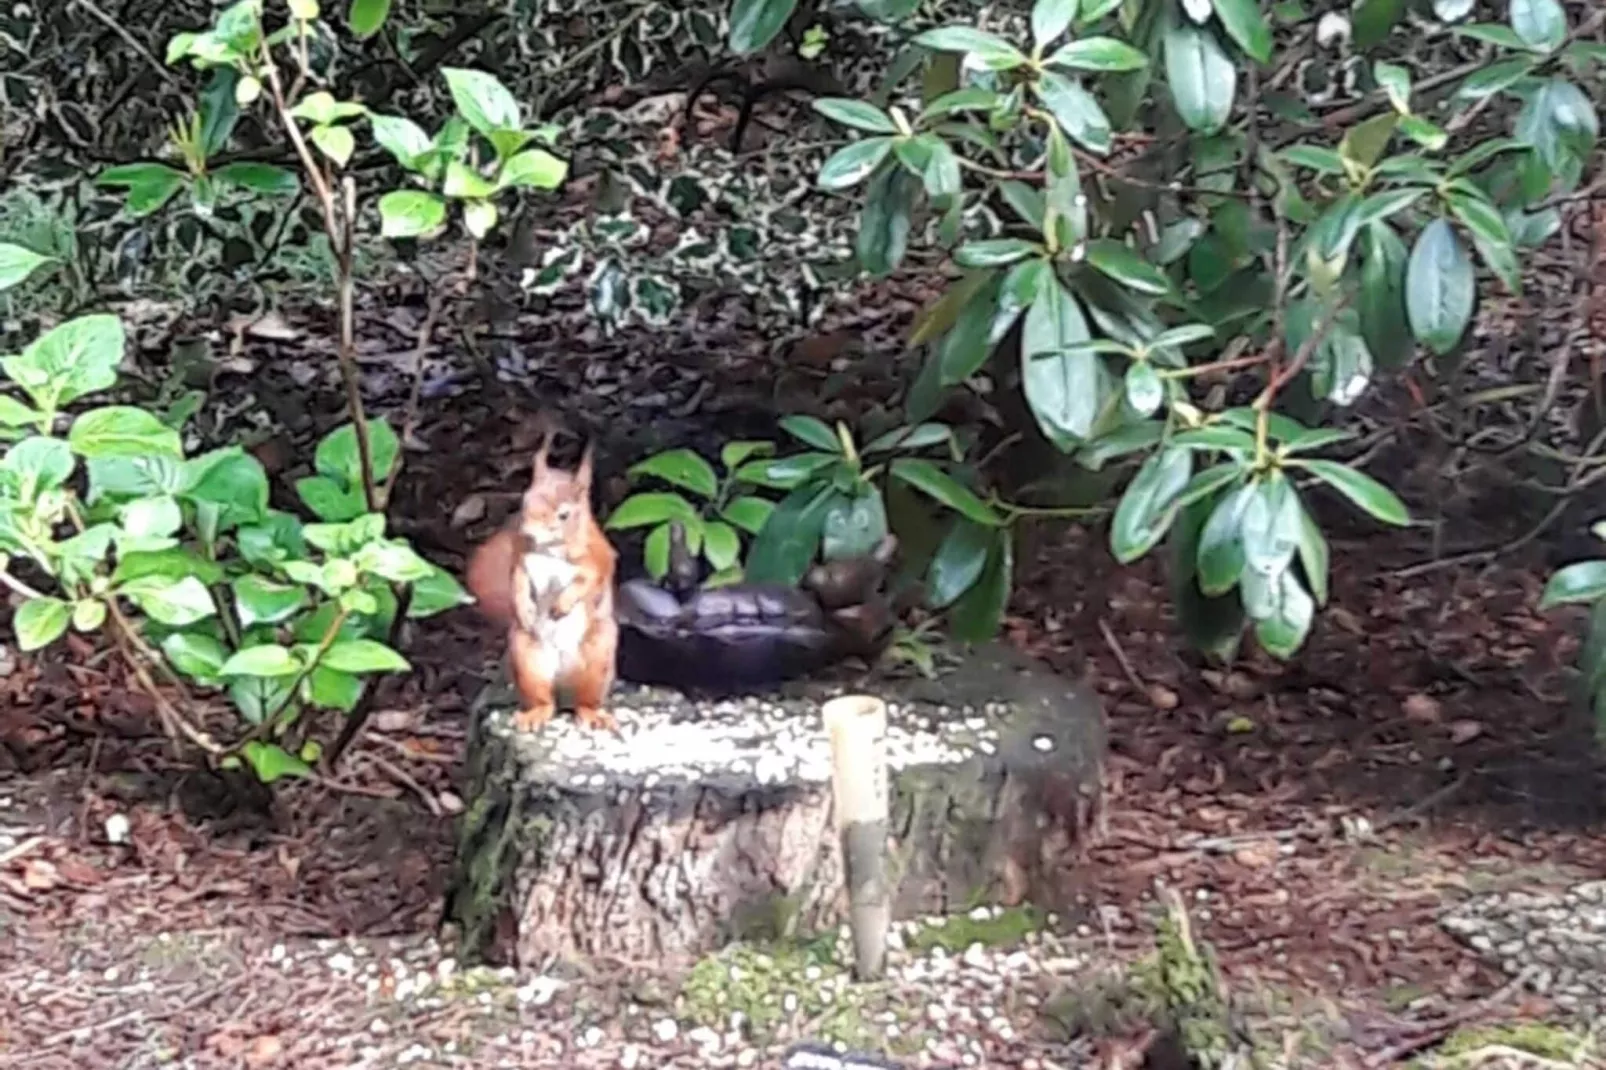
<box><xmin>512</xmin><ymin>703</ymin><xmax>557</xmax><ymax>733</ymax></box>
<box><xmin>574</xmin><ymin>706</ymin><xmax>619</xmax><ymax>734</ymax></box>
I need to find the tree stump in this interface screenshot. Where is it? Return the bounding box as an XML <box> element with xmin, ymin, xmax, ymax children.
<box><xmin>443</xmin><ymin>642</ymin><xmax>1107</xmax><ymax>968</ymax></box>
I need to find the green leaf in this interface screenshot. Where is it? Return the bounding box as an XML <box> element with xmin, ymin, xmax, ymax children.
<box><xmin>913</xmin><ymin>26</ymin><xmax>1029</xmax><ymax>69</ymax></box>
<box><xmin>1170</xmin><ymin>491</ymin><xmax>1246</xmax><ymax>661</ymax></box>
<box><xmin>441</xmin><ymin>67</ymin><xmax>521</xmax><ymax>137</ymax></box>
<box><xmin>1238</xmin><ymin>477</ymin><xmax>1302</xmax><ymax>578</ymax></box>
<box><xmin>348</xmin><ymin>0</ymin><xmax>391</xmax><ymax>36</ymax></box>
<box><xmin>1294</xmin><ymin>459</ymin><xmax>1410</xmax><ymax>526</ymax></box>
<box><xmin>121</xmin><ymin>575</ymin><xmax>217</xmax><ymax>626</ymax></box>
<box><xmin>1446</xmin><ymin>188</ymin><xmax>1521</xmax><ymax>293</ymax></box>
<box><xmin>212</xmin><ymin>162</ymin><xmax>299</xmax><ymax>196</ymax></box>
<box><xmin>220</xmin><ymin>644</ymin><xmax>301</xmax><ymax>678</ymax></box>
<box><xmin>315</xmin><ymin>419</ymin><xmax>400</xmax><ymax>489</ymax></box>
<box><xmin>3</xmin><ymin>313</ymin><xmax>124</xmax><ymax>413</ymax></box>
<box><xmin>95</xmin><ymin>162</ymin><xmax>186</xmax><ymax>217</ymax></box>
<box><xmin>1293</xmin><ymin>497</ymin><xmax>1330</xmax><ymax>606</ymax></box>
<box><xmin>1515</xmin><ymin>79</ymin><xmax>1599</xmax><ymax>176</ymax></box>
<box><xmin>1249</xmin><ymin>570</ymin><xmax>1315</xmax><ymax>658</ymax></box>
<box><xmin>1110</xmin><ymin>446</ymin><xmax>1193</xmax><ymax>564</ymax></box>
<box><xmin>891</xmin><ymin>458</ymin><xmax>1001</xmax><ymax>527</ymax></box>
<box><xmin>1405</xmin><ymin>218</ymin><xmax>1476</xmax><ymax>356</ymax></box>
<box><xmin>184</xmin><ymin>447</ymin><xmax>270</xmax><ymax>528</ymax></box>
<box><xmin>1165</xmin><ymin>21</ymin><xmax>1236</xmax><ymax>135</ymax></box>
<box><xmin>1044</xmin><ymin>37</ymin><xmax>1150</xmax><ymax>72</ymax></box>
<box><xmin>498</xmin><ymin>148</ymin><xmax>568</xmax><ymax>190</ymax></box>
<box><xmin>0</xmin><ymin>243</ymin><xmax>52</xmax><ymax>292</ymax></box>
<box><xmin>1541</xmin><ymin>561</ymin><xmax>1606</xmax><ymax>608</ymax></box>
<box><xmin>928</xmin><ymin>517</ymin><xmax>993</xmax><ymax>608</ymax></box>
<box><xmin>13</xmin><ymin>597</ymin><xmax>71</xmax><ymax>652</ymax></box>
<box><xmin>296</xmin><ymin>476</ymin><xmax>366</xmax><ymax>523</ymax></box>
<box><xmin>1280</xmin><ymin>145</ymin><xmax>1347</xmax><ymax>174</ymax></box>
<box><xmin>1358</xmin><ymin>223</ymin><xmax>1415</xmax><ymax>370</ymax></box>
<box><xmin>949</xmin><ymin>528</ymin><xmax>1013</xmax><ymax>642</ymax></box>
<box><xmin>369</xmin><ymin>113</ymin><xmax>432</xmax><ymax>168</ymax></box>
<box><xmin>729</xmin><ymin>0</ymin><xmax>799</xmax><ymax>53</ymax></box>
<box><xmin>857</xmin><ymin>164</ymin><xmax>917</xmax><ymax>277</ymax></box>
<box><xmin>1196</xmin><ymin>481</ymin><xmax>1255</xmax><ymax>595</ymax></box>
<box><xmin>68</xmin><ymin>406</ymin><xmax>183</xmax><ymax>458</ymax></box>
<box><xmin>1084</xmin><ymin>239</ymin><xmax>1171</xmax><ymax>295</ymax></box>
<box><xmin>817</xmin><ymin>137</ymin><xmax>896</xmax><ymax>191</ymax></box>
<box><xmin>0</xmin><ymin>394</ymin><xmax>42</xmax><ymax>428</ymax></box>
<box><xmin>443</xmin><ymin>161</ymin><xmax>497</xmax><ymax>200</ymax></box>
<box><xmin>71</xmin><ymin>599</ymin><xmax>107</xmax><ymax>633</ymax></box>
<box><xmin>779</xmin><ymin>416</ymin><xmax>843</xmax><ymax>452</ymax></box>
<box><xmin>721</xmin><ymin>495</ymin><xmax>775</xmax><ymax>535</ymax></box>
<box><xmin>113</xmin><ymin>547</ymin><xmax>223</xmax><ymax>587</ymax></box>
<box><xmin>736</xmin><ymin>453</ymin><xmax>838</xmax><ymax>490</ymax></box>
<box><xmin>1124</xmin><ymin>361</ymin><xmax>1164</xmax><ymax>417</ymax></box>
<box><xmin>1032</xmin><ymin>0</ymin><xmax>1080</xmax><ymax>47</ymax></box>
<box><xmin>1034</xmin><ymin>71</ymin><xmax>1113</xmax><ymax>154</ymax></box>
<box><xmin>1509</xmin><ymin>0</ymin><xmax>1567</xmax><ymax>53</ymax></box>
<box><xmin>1352</xmin><ymin>0</ymin><xmax>1405</xmax><ymax>48</ymax></box>
<box><xmin>407</xmin><ymin>565</ymin><xmax>473</xmax><ymax>619</ymax></box>
<box><xmin>1211</xmin><ymin>0</ymin><xmax>1272</xmax><ymax>64</ymax></box>
<box><xmin>2</xmin><ymin>436</ymin><xmax>75</xmax><ymax>497</ymax></box>
<box><xmin>821</xmin><ymin>488</ymin><xmax>889</xmax><ymax>560</ymax></box>
<box><xmin>1022</xmin><ymin>275</ymin><xmax>1100</xmax><ymax>447</ymax></box>
<box><xmin>233</xmin><ymin>574</ymin><xmax>307</xmax><ymax>628</ymax></box>
<box><xmin>308</xmin><ymin>665</ymin><xmax>365</xmax><ymax>712</ymax></box>
<box><xmin>321</xmin><ymin>638</ymin><xmax>410</xmax><ymax>674</ymax></box>
<box><xmin>701</xmin><ymin>520</ymin><xmax>742</xmax><ymax>571</ymax></box>
<box><xmin>937</xmin><ymin>274</ymin><xmax>1006</xmax><ymax>385</ymax></box>
<box><xmin>121</xmin><ymin>495</ymin><xmax>183</xmax><ymax>539</ymax></box>
<box><xmin>309</xmin><ymin>124</ymin><xmax>356</xmax><ymax>168</ymax></box>
<box><xmin>745</xmin><ymin>484</ymin><xmax>835</xmax><ymax>585</ymax></box>
<box><xmin>813</xmin><ymin>98</ymin><xmax>900</xmax><ymax>134</ymax></box>
<box><xmin>378</xmin><ymin>191</ymin><xmax>447</xmax><ymax>239</ymax></box>
<box><xmin>954</xmin><ymin>239</ymin><xmax>1042</xmax><ymax>268</ymax></box>
<box><xmin>606</xmin><ymin>492</ymin><xmax>700</xmax><ymax>531</ymax></box>
<box><xmin>241</xmin><ymin>741</ymin><xmax>313</xmax><ymax>783</ymax></box>
<box><xmin>628</xmin><ymin>449</ymin><xmax>720</xmax><ymax>499</ymax></box>
<box><xmin>162</xmin><ymin>632</ymin><xmax>229</xmax><ymax>683</ymax></box>
<box><xmin>1455</xmin><ymin>57</ymin><xmax>1540</xmax><ymax>100</ymax></box>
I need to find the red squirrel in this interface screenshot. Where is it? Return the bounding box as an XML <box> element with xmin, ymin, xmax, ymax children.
<box><xmin>465</xmin><ymin>437</ymin><xmax>620</xmax><ymax>734</ymax></box>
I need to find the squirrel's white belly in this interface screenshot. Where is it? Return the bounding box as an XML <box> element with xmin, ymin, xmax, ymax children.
<box><xmin>520</xmin><ymin>552</ymin><xmax>588</xmax><ymax>682</ymax></box>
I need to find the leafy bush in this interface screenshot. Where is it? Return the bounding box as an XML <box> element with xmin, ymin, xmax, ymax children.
<box><xmin>718</xmin><ymin>0</ymin><xmax>1600</xmax><ymax>662</ymax></box>
<box><xmin>0</xmin><ymin>312</ymin><xmax>469</xmax><ymax>781</ymax></box>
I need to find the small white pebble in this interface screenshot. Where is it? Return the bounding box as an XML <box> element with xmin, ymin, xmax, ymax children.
<box><xmin>652</xmin><ymin>1018</ymin><xmax>678</xmax><ymax>1042</ymax></box>
<box><xmin>580</xmin><ymin>1025</ymin><xmax>603</xmax><ymax>1048</ymax></box>
<box><xmin>1031</xmin><ymin>735</ymin><xmax>1054</xmax><ymax>752</ymax></box>
<box><xmin>104</xmin><ymin>813</ymin><xmax>130</xmax><ymax>844</ymax></box>
<box><xmin>328</xmin><ymin>953</ymin><xmax>356</xmax><ymax>974</ymax></box>
<box><xmin>620</xmin><ymin>1044</ymin><xmax>641</xmax><ymax>1069</ymax></box>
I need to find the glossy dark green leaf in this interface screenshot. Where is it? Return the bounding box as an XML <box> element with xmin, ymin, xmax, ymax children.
<box><xmin>1032</xmin><ymin>0</ymin><xmax>1080</xmax><ymax>48</ymax></box>
<box><xmin>1510</xmin><ymin>0</ymin><xmax>1567</xmax><ymax>53</ymax></box>
<box><xmin>858</xmin><ymin>164</ymin><xmax>918</xmax><ymax>277</ymax></box>
<box><xmin>1247</xmin><ymin>569</ymin><xmax>1315</xmax><ymax>658</ymax></box>
<box><xmin>1196</xmin><ymin>481</ymin><xmax>1255</xmax><ymax>595</ymax></box>
<box><xmin>729</xmin><ymin>0</ymin><xmax>799</xmax><ymax>53</ymax></box>
<box><xmin>817</xmin><ymin>137</ymin><xmax>896</xmax><ymax>191</ymax></box>
<box><xmin>722</xmin><ymin>495</ymin><xmax>776</xmax><ymax>535</ymax></box>
<box><xmin>1358</xmin><ymin>223</ymin><xmax>1415</xmax><ymax>370</ymax></box>
<box><xmin>1109</xmin><ymin>445</ymin><xmax>1192</xmax><ymax>564</ymax></box>
<box><xmin>1034</xmin><ymin>70</ymin><xmax>1113</xmax><ymax>154</ymax></box>
<box><xmin>1352</xmin><ymin>0</ymin><xmax>1405</xmax><ymax>48</ymax></box>
<box><xmin>1238</xmin><ymin>477</ymin><xmax>1302</xmax><ymax>578</ymax></box>
<box><xmin>162</xmin><ymin>632</ymin><xmax>229</xmax><ymax>683</ymax></box>
<box><xmin>927</xmin><ymin>517</ymin><xmax>993</xmax><ymax>608</ymax></box>
<box><xmin>1022</xmin><ymin>274</ymin><xmax>1099</xmax><ymax>447</ymax></box>
<box><xmin>779</xmin><ymin>415</ymin><xmax>841</xmax><ymax>452</ymax></box>
<box><xmin>1405</xmin><ymin>218</ymin><xmax>1475</xmax><ymax>357</ymax></box>
<box><xmin>890</xmin><ymin>458</ymin><xmax>1001</xmax><ymax>526</ymax></box>
<box><xmin>322</xmin><ymin>638</ymin><xmax>410</xmax><ymax>674</ymax></box>
<box><xmin>1294</xmin><ymin>459</ymin><xmax>1411</xmax><ymax>526</ymax></box>
<box><xmin>1293</xmin><ymin>496</ymin><xmax>1330</xmax><ymax>606</ymax></box>
<box><xmin>949</xmin><ymin>528</ymin><xmax>1013</xmax><ymax>642</ymax></box>
<box><xmin>1164</xmin><ymin>21</ymin><xmax>1236</xmax><ymax>135</ymax></box>
<box><xmin>1044</xmin><ymin>37</ymin><xmax>1150</xmax><ymax>72</ymax></box>
<box><xmin>813</xmin><ymin>98</ymin><xmax>900</xmax><ymax>134</ymax></box>
<box><xmin>745</xmin><ymin>485</ymin><xmax>834</xmax><ymax>585</ymax></box>
<box><xmin>1211</xmin><ymin>0</ymin><xmax>1272</xmax><ymax>63</ymax></box>
<box><xmin>938</xmin><ymin>274</ymin><xmax>1004</xmax><ymax>385</ymax></box>
<box><xmin>1514</xmin><ymin>79</ymin><xmax>1599</xmax><ymax>175</ymax></box>
<box><xmin>605</xmin><ymin>492</ymin><xmax>701</xmax><ymax>530</ymax></box>
<box><xmin>1542</xmin><ymin>561</ymin><xmax>1606</xmax><ymax>608</ymax></box>
<box><xmin>913</xmin><ymin>26</ymin><xmax>1029</xmax><ymax>69</ymax></box>
<box><xmin>1454</xmin><ymin>56</ymin><xmax>1540</xmax><ymax>100</ymax></box>
<box><xmin>1124</xmin><ymin>361</ymin><xmax>1164</xmax><ymax>417</ymax></box>
<box><xmin>954</xmin><ymin>239</ymin><xmax>1042</xmax><ymax>268</ymax></box>
<box><xmin>1169</xmin><ymin>492</ymin><xmax>1246</xmax><ymax>661</ymax></box>
<box><xmin>1084</xmin><ymin>238</ymin><xmax>1171</xmax><ymax>295</ymax></box>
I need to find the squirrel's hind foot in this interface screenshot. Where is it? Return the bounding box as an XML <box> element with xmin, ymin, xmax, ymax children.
<box><xmin>574</xmin><ymin>706</ymin><xmax>619</xmax><ymax>735</ymax></box>
<box><xmin>512</xmin><ymin>703</ymin><xmax>557</xmax><ymax>733</ymax></box>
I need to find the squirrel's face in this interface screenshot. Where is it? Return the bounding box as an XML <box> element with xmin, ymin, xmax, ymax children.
<box><xmin>520</xmin><ymin>477</ymin><xmax>586</xmax><ymax>549</ymax></box>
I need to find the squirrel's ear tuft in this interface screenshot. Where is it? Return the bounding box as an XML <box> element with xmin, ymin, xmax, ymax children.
<box><xmin>532</xmin><ymin>434</ymin><xmax>552</xmax><ymax>482</ymax></box>
<box><xmin>574</xmin><ymin>439</ymin><xmax>595</xmax><ymax>490</ymax></box>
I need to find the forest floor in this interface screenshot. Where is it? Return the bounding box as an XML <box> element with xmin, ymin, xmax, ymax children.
<box><xmin>3</xmin><ymin>227</ymin><xmax>1606</xmax><ymax>1070</ymax></box>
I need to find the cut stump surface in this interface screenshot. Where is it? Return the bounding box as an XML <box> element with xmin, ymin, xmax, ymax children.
<box><xmin>444</xmin><ymin>642</ymin><xmax>1107</xmax><ymax>967</ymax></box>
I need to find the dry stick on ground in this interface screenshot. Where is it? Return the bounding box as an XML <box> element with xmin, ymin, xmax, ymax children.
<box><xmin>1359</xmin><ymin>967</ymin><xmax>1537</xmax><ymax>1069</ymax></box>
<box><xmin>1098</xmin><ymin>618</ymin><xmax>1147</xmax><ymax>693</ymax></box>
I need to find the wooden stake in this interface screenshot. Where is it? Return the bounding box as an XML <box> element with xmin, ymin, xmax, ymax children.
<box><xmin>823</xmin><ymin>694</ymin><xmax>891</xmax><ymax>982</ymax></box>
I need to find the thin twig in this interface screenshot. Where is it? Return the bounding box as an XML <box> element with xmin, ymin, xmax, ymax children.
<box><xmin>362</xmin><ymin>753</ymin><xmax>442</xmax><ymax>816</ymax></box>
<box><xmin>379</xmin><ymin>288</ymin><xmax>446</xmax><ymax>510</ymax></box>
<box><xmin>1360</xmin><ymin>967</ymin><xmax>1535</xmax><ymax>1069</ymax></box>
<box><xmin>72</xmin><ymin>0</ymin><xmax>181</xmax><ymax>88</ymax></box>
<box><xmin>1098</xmin><ymin>618</ymin><xmax>1146</xmax><ymax>693</ymax></box>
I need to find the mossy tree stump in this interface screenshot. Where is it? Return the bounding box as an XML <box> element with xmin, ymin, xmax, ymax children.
<box><xmin>443</xmin><ymin>642</ymin><xmax>1106</xmax><ymax>967</ymax></box>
